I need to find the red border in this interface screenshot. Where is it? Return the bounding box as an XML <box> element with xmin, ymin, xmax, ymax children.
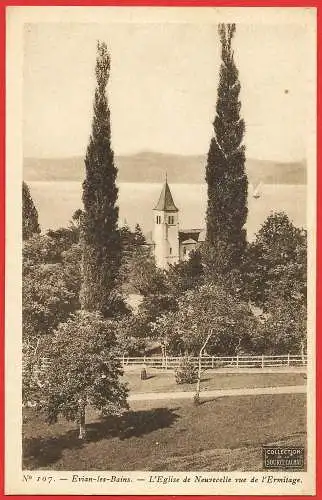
<box><xmin>0</xmin><ymin>1</ymin><xmax>319</xmax><ymax>499</ymax></box>
<box><xmin>0</xmin><ymin>1</ymin><xmax>4</xmax><ymax>500</ymax></box>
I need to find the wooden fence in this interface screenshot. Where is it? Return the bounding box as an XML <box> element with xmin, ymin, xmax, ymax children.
<box><xmin>28</xmin><ymin>354</ymin><xmax>307</xmax><ymax>379</ymax></box>
<box><xmin>119</xmin><ymin>354</ymin><xmax>307</xmax><ymax>370</ymax></box>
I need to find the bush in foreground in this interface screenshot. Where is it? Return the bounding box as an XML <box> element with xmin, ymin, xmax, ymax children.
<box><xmin>175</xmin><ymin>357</ymin><xmax>198</xmax><ymax>385</ymax></box>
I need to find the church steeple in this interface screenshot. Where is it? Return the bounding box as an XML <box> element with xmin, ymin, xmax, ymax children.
<box><xmin>152</xmin><ymin>177</ymin><xmax>179</xmax><ymax>269</ymax></box>
<box><xmin>153</xmin><ymin>179</ymin><xmax>178</xmax><ymax>212</ymax></box>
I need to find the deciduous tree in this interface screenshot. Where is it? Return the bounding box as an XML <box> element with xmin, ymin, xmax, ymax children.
<box><xmin>23</xmin><ymin>232</ymin><xmax>81</xmax><ymax>341</ymax></box>
<box><xmin>166</xmin><ymin>250</ymin><xmax>204</xmax><ymax>295</ymax></box>
<box><xmin>241</xmin><ymin>212</ymin><xmax>307</xmax><ymax>309</ymax></box>
<box><xmin>152</xmin><ymin>283</ymin><xmax>256</xmax><ymax>356</ymax></box>
<box><xmin>38</xmin><ymin>312</ymin><xmax>128</xmax><ymax>439</ymax></box>
<box><xmin>250</xmin><ymin>299</ymin><xmax>306</xmax><ymax>355</ymax></box>
<box><xmin>23</xmin><ymin>262</ymin><xmax>80</xmax><ymax>340</ymax></box>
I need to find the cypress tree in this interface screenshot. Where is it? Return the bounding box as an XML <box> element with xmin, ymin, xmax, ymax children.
<box><xmin>22</xmin><ymin>181</ymin><xmax>40</xmax><ymax>240</ymax></box>
<box><xmin>205</xmin><ymin>24</ymin><xmax>248</xmax><ymax>270</ymax></box>
<box><xmin>80</xmin><ymin>41</ymin><xmax>121</xmax><ymax>317</ymax></box>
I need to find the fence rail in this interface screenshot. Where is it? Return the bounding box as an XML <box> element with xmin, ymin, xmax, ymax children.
<box><xmin>27</xmin><ymin>354</ymin><xmax>307</xmax><ymax>378</ymax></box>
<box><xmin>119</xmin><ymin>354</ymin><xmax>307</xmax><ymax>370</ymax></box>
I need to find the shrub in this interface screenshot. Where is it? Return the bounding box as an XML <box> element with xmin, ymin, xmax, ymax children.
<box><xmin>175</xmin><ymin>357</ymin><xmax>198</xmax><ymax>385</ymax></box>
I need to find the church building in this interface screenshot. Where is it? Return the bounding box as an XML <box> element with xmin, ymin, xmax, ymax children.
<box><xmin>147</xmin><ymin>179</ymin><xmax>205</xmax><ymax>269</ymax></box>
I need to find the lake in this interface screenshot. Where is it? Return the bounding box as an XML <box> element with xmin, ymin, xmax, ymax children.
<box><xmin>28</xmin><ymin>182</ymin><xmax>307</xmax><ymax>241</ymax></box>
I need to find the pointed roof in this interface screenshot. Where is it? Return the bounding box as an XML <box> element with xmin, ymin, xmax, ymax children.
<box><xmin>153</xmin><ymin>180</ymin><xmax>178</xmax><ymax>212</ymax></box>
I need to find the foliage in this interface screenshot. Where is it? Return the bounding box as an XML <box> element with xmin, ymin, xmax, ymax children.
<box><xmin>152</xmin><ymin>283</ymin><xmax>257</xmax><ymax>356</ymax></box>
<box><xmin>134</xmin><ymin>223</ymin><xmax>146</xmax><ymax>246</ymax></box>
<box><xmin>22</xmin><ymin>181</ymin><xmax>40</xmax><ymax>240</ymax></box>
<box><xmin>118</xmin><ymin>224</ymin><xmax>156</xmax><ymax>295</ymax></box>
<box><xmin>23</xmin><ymin>223</ymin><xmax>79</xmax><ymax>267</ymax></box>
<box><xmin>23</xmin><ymin>262</ymin><xmax>80</xmax><ymax>340</ymax></box>
<box><xmin>166</xmin><ymin>250</ymin><xmax>204</xmax><ymax>295</ymax></box>
<box><xmin>120</xmin><ymin>228</ymin><xmax>204</xmax><ymax>338</ymax></box>
<box><xmin>205</xmin><ymin>23</ymin><xmax>248</xmax><ymax>270</ymax></box>
<box><xmin>251</xmin><ymin>299</ymin><xmax>306</xmax><ymax>355</ymax></box>
<box><xmin>36</xmin><ymin>311</ymin><xmax>129</xmax><ymax>425</ymax></box>
<box><xmin>121</xmin><ymin>244</ymin><xmax>174</xmax><ymax>337</ymax></box>
<box><xmin>174</xmin><ymin>357</ymin><xmax>198</xmax><ymax>385</ymax></box>
<box><xmin>124</xmin><ymin>246</ymin><xmax>167</xmax><ymax>296</ymax></box>
<box><xmin>132</xmin><ymin>252</ymin><xmax>204</xmax><ymax>339</ymax></box>
<box><xmin>113</xmin><ymin>314</ymin><xmax>148</xmax><ymax>355</ymax></box>
<box><xmin>200</xmin><ymin>241</ymin><xmax>243</xmax><ymax>284</ymax></box>
<box><xmin>80</xmin><ymin>41</ymin><xmax>122</xmax><ymax>317</ymax></box>
<box><xmin>241</xmin><ymin>212</ymin><xmax>307</xmax><ymax>309</ymax></box>
<box><xmin>116</xmin><ymin>333</ymin><xmax>148</xmax><ymax>357</ymax></box>
<box><xmin>138</xmin><ymin>294</ymin><xmax>177</xmax><ymax>329</ymax></box>
<box><xmin>112</xmin><ymin>292</ymin><xmax>176</xmax><ymax>342</ymax></box>
<box><xmin>23</xmin><ymin>234</ymin><xmax>58</xmax><ymax>267</ymax></box>
<box><xmin>22</xmin><ymin>230</ymin><xmax>81</xmax><ymax>341</ymax></box>
<box><xmin>71</xmin><ymin>208</ymin><xmax>84</xmax><ymax>227</ymax></box>
<box><xmin>46</xmin><ymin>224</ymin><xmax>79</xmax><ymax>258</ymax></box>
<box><xmin>22</xmin><ymin>338</ymin><xmax>43</xmax><ymax>405</ymax></box>
<box><xmin>120</xmin><ymin>250</ymin><xmax>203</xmax><ymax>339</ymax></box>
<box><xmin>119</xmin><ymin>224</ymin><xmax>136</xmax><ymax>259</ymax></box>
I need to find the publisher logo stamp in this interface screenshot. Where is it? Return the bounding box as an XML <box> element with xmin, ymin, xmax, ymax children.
<box><xmin>263</xmin><ymin>447</ymin><xmax>304</xmax><ymax>470</ymax></box>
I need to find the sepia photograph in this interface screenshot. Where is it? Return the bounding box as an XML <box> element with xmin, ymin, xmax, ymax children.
<box><xmin>5</xmin><ymin>5</ymin><xmax>316</xmax><ymax>495</ymax></box>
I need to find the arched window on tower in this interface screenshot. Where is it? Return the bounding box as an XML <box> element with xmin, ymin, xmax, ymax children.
<box><xmin>156</xmin><ymin>215</ymin><xmax>161</xmax><ymax>224</ymax></box>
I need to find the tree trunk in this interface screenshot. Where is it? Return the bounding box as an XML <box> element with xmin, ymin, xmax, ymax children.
<box><xmin>161</xmin><ymin>341</ymin><xmax>167</xmax><ymax>369</ymax></box>
<box><xmin>194</xmin><ymin>330</ymin><xmax>213</xmax><ymax>405</ymax></box>
<box><xmin>194</xmin><ymin>355</ymin><xmax>202</xmax><ymax>404</ymax></box>
<box><xmin>78</xmin><ymin>400</ymin><xmax>86</xmax><ymax>439</ymax></box>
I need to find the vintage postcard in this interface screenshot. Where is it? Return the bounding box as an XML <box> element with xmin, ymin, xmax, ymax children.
<box><xmin>5</xmin><ymin>5</ymin><xmax>316</xmax><ymax>495</ymax></box>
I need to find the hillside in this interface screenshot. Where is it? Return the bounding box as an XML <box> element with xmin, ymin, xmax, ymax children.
<box><xmin>23</xmin><ymin>152</ymin><xmax>307</xmax><ymax>185</ymax></box>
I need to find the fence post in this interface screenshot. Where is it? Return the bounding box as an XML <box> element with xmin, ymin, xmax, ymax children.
<box><xmin>236</xmin><ymin>355</ymin><xmax>239</xmax><ymax>369</ymax></box>
<box><xmin>287</xmin><ymin>353</ymin><xmax>290</xmax><ymax>367</ymax></box>
<box><xmin>301</xmin><ymin>341</ymin><xmax>305</xmax><ymax>366</ymax></box>
<box><xmin>212</xmin><ymin>356</ymin><xmax>214</xmax><ymax>369</ymax></box>
<box><xmin>122</xmin><ymin>354</ymin><xmax>125</xmax><ymax>368</ymax></box>
<box><xmin>261</xmin><ymin>354</ymin><xmax>264</xmax><ymax>369</ymax></box>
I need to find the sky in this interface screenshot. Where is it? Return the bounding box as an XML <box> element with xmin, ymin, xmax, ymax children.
<box><xmin>23</xmin><ymin>20</ymin><xmax>313</xmax><ymax>161</ymax></box>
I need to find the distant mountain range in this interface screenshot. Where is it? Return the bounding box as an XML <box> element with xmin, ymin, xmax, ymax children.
<box><xmin>23</xmin><ymin>152</ymin><xmax>307</xmax><ymax>185</ymax></box>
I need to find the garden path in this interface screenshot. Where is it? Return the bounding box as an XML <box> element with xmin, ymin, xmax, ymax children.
<box><xmin>128</xmin><ymin>384</ymin><xmax>307</xmax><ymax>401</ymax></box>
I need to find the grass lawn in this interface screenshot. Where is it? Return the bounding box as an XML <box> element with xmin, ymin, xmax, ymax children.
<box><xmin>122</xmin><ymin>370</ymin><xmax>306</xmax><ymax>394</ymax></box>
<box><xmin>23</xmin><ymin>393</ymin><xmax>306</xmax><ymax>471</ymax></box>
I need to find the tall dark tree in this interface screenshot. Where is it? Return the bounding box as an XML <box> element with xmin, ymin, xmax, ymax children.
<box><xmin>205</xmin><ymin>24</ymin><xmax>248</xmax><ymax>270</ymax></box>
<box><xmin>22</xmin><ymin>181</ymin><xmax>40</xmax><ymax>240</ymax></box>
<box><xmin>80</xmin><ymin>41</ymin><xmax>121</xmax><ymax>317</ymax></box>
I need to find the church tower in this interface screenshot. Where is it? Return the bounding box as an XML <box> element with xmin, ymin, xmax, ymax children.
<box><xmin>153</xmin><ymin>178</ymin><xmax>179</xmax><ymax>269</ymax></box>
